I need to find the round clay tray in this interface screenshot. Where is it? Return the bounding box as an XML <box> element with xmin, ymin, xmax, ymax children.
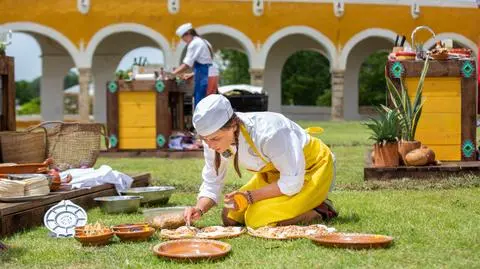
<box><xmin>115</xmin><ymin>227</ymin><xmax>155</xmax><ymax>242</ymax></box>
<box><xmin>310</xmin><ymin>233</ymin><xmax>394</xmax><ymax>249</ymax></box>
<box><xmin>153</xmin><ymin>239</ymin><xmax>231</xmax><ymax>261</ymax></box>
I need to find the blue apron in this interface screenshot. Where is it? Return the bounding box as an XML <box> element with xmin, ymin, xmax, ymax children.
<box><xmin>193</xmin><ymin>62</ymin><xmax>211</xmax><ymax>107</ymax></box>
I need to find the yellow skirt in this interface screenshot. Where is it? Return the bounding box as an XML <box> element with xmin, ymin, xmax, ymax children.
<box><xmin>227</xmin><ymin>136</ymin><xmax>334</xmax><ymax>228</ymax></box>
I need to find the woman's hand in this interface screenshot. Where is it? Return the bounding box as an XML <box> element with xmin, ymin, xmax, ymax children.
<box><xmin>224</xmin><ymin>191</ymin><xmax>250</xmax><ymax>211</ymax></box>
<box><xmin>182</xmin><ymin>73</ymin><xmax>194</xmax><ymax>80</ymax></box>
<box><xmin>183</xmin><ymin>206</ymin><xmax>203</xmax><ymax>225</ymax></box>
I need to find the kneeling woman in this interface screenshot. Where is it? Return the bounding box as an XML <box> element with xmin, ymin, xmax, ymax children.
<box><xmin>184</xmin><ymin>95</ymin><xmax>337</xmax><ymax>228</ymax></box>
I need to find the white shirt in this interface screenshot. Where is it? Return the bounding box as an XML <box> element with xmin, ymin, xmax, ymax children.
<box><xmin>209</xmin><ymin>63</ymin><xmax>219</xmax><ymax>77</ymax></box>
<box><xmin>198</xmin><ymin>112</ymin><xmax>309</xmax><ymax>203</ymax></box>
<box><xmin>183</xmin><ymin>36</ymin><xmax>213</xmax><ymax>67</ymax></box>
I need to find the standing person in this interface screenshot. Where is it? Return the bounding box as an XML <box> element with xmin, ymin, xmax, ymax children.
<box><xmin>183</xmin><ymin>94</ymin><xmax>338</xmax><ymax>229</ymax></box>
<box><xmin>172</xmin><ymin>23</ymin><xmax>216</xmax><ymax>107</ymax></box>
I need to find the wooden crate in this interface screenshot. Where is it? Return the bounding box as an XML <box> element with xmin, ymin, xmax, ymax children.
<box><xmin>386</xmin><ymin>59</ymin><xmax>477</xmax><ymax>161</ymax></box>
<box><xmin>107</xmin><ymin>80</ymin><xmax>189</xmax><ymax>151</ymax></box>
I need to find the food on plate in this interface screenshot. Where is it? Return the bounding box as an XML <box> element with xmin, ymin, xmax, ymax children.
<box><xmin>160</xmin><ymin>225</ymin><xmax>245</xmax><ymax>239</ymax></box>
<box><xmin>247</xmin><ymin>224</ymin><xmax>335</xmax><ymax>239</ymax></box>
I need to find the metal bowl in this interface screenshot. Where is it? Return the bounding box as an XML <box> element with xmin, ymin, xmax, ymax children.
<box><xmin>93</xmin><ymin>196</ymin><xmax>143</xmax><ymax>214</ymax></box>
<box><xmin>121</xmin><ymin>186</ymin><xmax>175</xmax><ymax>205</ymax></box>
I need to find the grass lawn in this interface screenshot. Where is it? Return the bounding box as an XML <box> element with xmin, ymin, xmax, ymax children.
<box><xmin>1</xmin><ymin>121</ymin><xmax>479</xmax><ymax>268</ymax></box>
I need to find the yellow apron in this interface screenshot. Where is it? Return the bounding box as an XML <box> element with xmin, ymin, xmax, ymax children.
<box><xmin>227</xmin><ymin>124</ymin><xmax>334</xmax><ymax>228</ymax></box>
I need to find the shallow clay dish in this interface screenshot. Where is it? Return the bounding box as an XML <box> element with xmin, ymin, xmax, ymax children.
<box><xmin>152</xmin><ymin>239</ymin><xmax>231</xmax><ymax>261</ymax></box>
<box><xmin>310</xmin><ymin>233</ymin><xmax>393</xmax><ymax>249</ymax></box>
<box><xmin>115</xmin><ymin>227</ymin><xmax>155</xmax><ymax>242</ymax></box>
<box><xmin>112</xmin><ymin>223</ymin><xmax>151</xmax><ymax>233</ymax></box>
<box><xmin>74</xmin><ymin>231</ymin><xmax>114</xmax><ymax>246</ymax></box>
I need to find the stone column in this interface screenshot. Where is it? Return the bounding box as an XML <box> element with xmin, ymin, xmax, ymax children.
<box><xmin>249</xmin><ymin>68</ymin><xmax>264</xmax><ymax>87</ymax></box>
<box><xmin>92</xmin><ymin>55</ymin><xmax>121</xmax><ymax>123</ymax></box>
<box><xmin>331</xmin><ymin>70</ymin><xmax>345</xmax><ymax>121</ymax></box>
<box><xmin>41</xmin><ymin>56</ymin><xmax>71</xmax><ymax>121</ymax></box>
<box><xmin>78</xmin><ymin>68</ymin><xmax>92</xmax><ymax>122</ymax></box>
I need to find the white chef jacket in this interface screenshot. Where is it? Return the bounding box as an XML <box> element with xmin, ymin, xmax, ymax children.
<box><xmin>183</xmin><ymin>36</ymin><xmax>213</xmax><ymax>67</ymax></box>
<box><xmin>198</xmin><ymin>112</ymin><xmax>310</xmax><ymax>203</ymax></box>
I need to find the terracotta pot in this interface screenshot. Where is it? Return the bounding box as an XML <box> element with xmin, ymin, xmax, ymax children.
<box><xmin>373</xmin><ymin>142</ymin><xmax>399</xmax><ymax>167</ymax></box>
<box><xmin>398</xmin><ymin>140</ymin><xmax>421</xmax><ymax>164</ymax></box>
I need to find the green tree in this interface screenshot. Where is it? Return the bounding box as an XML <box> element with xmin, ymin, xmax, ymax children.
<box><xmin>281</xmin><ymin>51</ymin><xmax>331</xmax><ymax>106</ymax></box>
<box><xmin>15</xmin><ymin>77</ymin><xmax>40</xmax><ymax>105</ymax></box>
<box><xmin>64</xmin><ymin>70</ymin><xmax>79</xmax><ymax>89</ymax></box>
<box><xmin>217</xmin><ymin>49</ymin><xmax>250</xmax><ymax>85</ymax></box>
<box><xmin>358</xmin><ymin>51</ymin><xmax>389</xmax><ymax>106</ymax></box>
<box><xmin>18</xmin><ymin>97</ymin><xmax>41</xmax><ymax>115</ymax></box>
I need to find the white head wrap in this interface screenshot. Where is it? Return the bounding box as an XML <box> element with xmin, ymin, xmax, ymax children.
<box><xmin>176</xmin><ymin>23</ymin><xmax>193</xmax><ymax>37</ymax></box>
<box><xmin>192</xmin><ymin>94</ymin><xmax>234</xmax><ymax>136</ymax></box>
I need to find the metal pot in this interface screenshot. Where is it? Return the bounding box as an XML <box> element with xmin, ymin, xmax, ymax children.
<box><xmin>94</xmin><ymin>196</ymin><xmax>143</xmax><ymax>214</ymax></box>
<box><xmin>121</xmin><ymin>186</ymin><xmax>175</xmax><ymax>205</ymax></box>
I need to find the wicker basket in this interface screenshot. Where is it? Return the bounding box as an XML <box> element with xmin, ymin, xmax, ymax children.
<box><xmin>40</xmin><ymin>121</ymin><xmax>108</xmax><ymax>171</ymax></box>
<box><xmin>0</xmin><ymin>126</ymin><xmax>47</xmax><ymax>164</ymax></box>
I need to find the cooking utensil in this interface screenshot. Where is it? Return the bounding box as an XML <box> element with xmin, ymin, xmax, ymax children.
<box><xmin>120</xmin><ymin>186</ymin><xmax>175</xmax><ymax>205</ymax></box>
<box><xmin>94</xmin><ymin>196</ymin><xmax>143</xmax><ymax>214</ymax></box>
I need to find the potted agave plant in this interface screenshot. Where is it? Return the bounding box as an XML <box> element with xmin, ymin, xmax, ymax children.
<box><xmin>364</xmin><ymin>109</ymin><xmax>401</xmax><ymax>167</ymax></box>
<box><xmin>383</xmin><ymin>58</ymin><xmax>430</xmax><ymax>164</ymax></box>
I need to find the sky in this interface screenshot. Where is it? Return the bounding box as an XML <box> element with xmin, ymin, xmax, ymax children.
<box><xmin>5</xmin><ymin>33</ymin><xmax>165</xmax><ymax>81</ymax></box>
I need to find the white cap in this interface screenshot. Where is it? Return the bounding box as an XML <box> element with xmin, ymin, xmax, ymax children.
<box><xmin>193</xmin><ymin>94</ymin><xmax>234</xmax><ymax>136</ymax></box>
<box><xmin>176</xmin><ymin>23</ymin><xmax>193</xmax><ymax>38</ymax></box>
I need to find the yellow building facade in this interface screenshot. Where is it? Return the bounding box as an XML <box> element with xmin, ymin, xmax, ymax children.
<box><xmin>1</xmin><ymin>0</ymin><xmax>479</xmax><ymax>123</ymax></box>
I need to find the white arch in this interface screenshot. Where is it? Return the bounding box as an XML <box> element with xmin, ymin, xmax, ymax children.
<box><xmin>339</xmin><ymin>28</ymin><xmax>411</xmax><ymax>70</ymax></box>
<box><xmin>424</xmin><ymin>32</ymin><xmax>478</xmax><ymax>57</ymax></box>
<box><xmin>258</xmin><ymin>26</ymin><xmax>337</xmax><ymax>70</ymax></box>
<box><xmin>174</xmin><ymin>24</ymin><xmax>256</xmax><ymax>67</ymax></box>
<box><xmin>85</xmin><ymin>23</ymin><xmax>172</xmax><ymax>68</ymax></box>
<box><xmin>0</xmin><ymin>21</ymin><xmax>80</xmax><ymax>66</ymax></box>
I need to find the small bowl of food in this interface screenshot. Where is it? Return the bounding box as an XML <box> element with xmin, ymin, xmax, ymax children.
<box><xmin>143</xmin><ymin>207</ymin><xmax>187</xmax><ymax>229</ymax></box>
<box><xmin>74</xmin><ymin>223</ymin><xmax>114</xmax><ymax>246</ymax></box>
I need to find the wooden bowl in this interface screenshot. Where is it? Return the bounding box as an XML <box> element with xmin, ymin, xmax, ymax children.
<box><xmin>74</xmin><ymin>231</ymin><xmax>114</xmax><ymax>246</ymax></box>
<box><xmin>152</xmin><ymin>239</ymin><xmax>231</xmax><ymax>261</ymax></box>
<box><xmin>115</xmin><ymin>227</ymin><xmax>155</xmax><ymax>242</ymax></box>
<box><xmin>310</xmin><ymin>233</ymin><xmax>393</xmax><ymax>249</ymax></box>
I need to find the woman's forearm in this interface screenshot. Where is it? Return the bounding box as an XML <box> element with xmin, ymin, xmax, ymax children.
<box><xmin>249</xmin><ymin>183</ymin><xmax>283</xmax><ymax>203</ymax></box>
<box><xmin>196</xmin><ymin>196</ymin><xmax>216</xmax><ymax>213</ymax></box>
<box><xmin>172</xmin><ymin>63</ymin><xmax>189</xmax><ymax>75</ymax></box>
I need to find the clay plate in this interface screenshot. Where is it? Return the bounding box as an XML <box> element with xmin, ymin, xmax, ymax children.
<box><xmin>310</xmin><ymin>233</ymin><xmax>393</xmax><ymax>249</ymax></box>
<box><xmin>115</xmin><ymin>227</ymin><xmax>155</xmax><ymax>242</ymax></box>
<box><xmin>153</xmin><ymin>239</ymin><xmax>231</xmax><ymax>261</ymax></box>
